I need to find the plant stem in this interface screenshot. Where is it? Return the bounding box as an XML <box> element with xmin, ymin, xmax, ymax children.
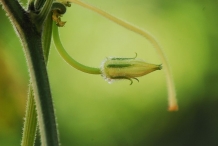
<box><xmin>70</xmin><ymin>0</ymin><xmax>178</xmax><ymax>111</ymax></box>
<box><xmin>21</xmin><ymin>24</ymin><xmax>59</xmax><ymax>146</ymax></box>
<box><xmin>0</xmin><ymin>0</ymin><xmax>26</xmax><ymax>26</ymax></box>
<box><xmin>52</xmin><ymin>22</ymin><xmax>101</xmax><ymax>74</ymax></box>
<box><xmin>21</xmin><ymin>20</ymin><xmax>59</xmax><ymax>146</ymax></box>
<box><xmin>21</xmin><ymin>87</ymin><xmax>37</xmax><ymax>146</ymax></box>
<box><xmin>0</xmin><ymin>0</ymin><xmax>60</xmax><ymax>145</ymax></box>
<box><xmin>21</xmin><ymin>12</ymin><xmax>54</xmax><ymax>146</ymax></box>
<box><xmin>35</xmin><ymin>0</ymin><xmax>53</xmax><ymax>26</ymax></box>
<box><xmin>42</xmin><ymin>12</ymin><xmax>53</xmax><ymax>62</ymax></box>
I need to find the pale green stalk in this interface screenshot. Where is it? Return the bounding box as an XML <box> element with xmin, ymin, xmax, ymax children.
<box><xmin>52</xmin><ymin>22</ymin><xmax>101</xmax><ymax>74</ymax></box>
<box><xmin>69</xmin><ymin>0</ymin><xmax>178</xmax><ymax>111</ymax></box>
<box><xmin>21</xmin><ymin>87</ymin><xmax>37</xmax><ymax>146</ymax></box>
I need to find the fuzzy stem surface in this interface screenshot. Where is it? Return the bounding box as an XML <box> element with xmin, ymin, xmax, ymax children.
<box><xmin>0</xmin><ymin>0</ymin><xmax>60</xmax><ymax>145</ymax></box>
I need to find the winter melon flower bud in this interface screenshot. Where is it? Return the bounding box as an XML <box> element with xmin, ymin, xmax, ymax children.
<box><xmin>101</xmin><ymin>55</ymin><xmax>162</xmax><ymax>85</ymax></box>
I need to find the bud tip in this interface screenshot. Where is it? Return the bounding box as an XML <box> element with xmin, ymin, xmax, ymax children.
<box><xmin>158</xmin><ymin>64</ymin><xmax>162</xmax><ymax>70</ymax></box>
<box><xmin>168</xmin><ymin>105</ymin><xmax>179</xmax><ymax>111</ymax></box>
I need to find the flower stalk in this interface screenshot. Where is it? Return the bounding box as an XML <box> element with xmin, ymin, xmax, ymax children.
<box><xmin>67</xmin><ymin>0</ymin><xmax>178</xmax><ymax>111</ymax></box>
<box><xmin>52</xmin><ymin>23</ymin><xmax>101</xmax><ymax>74</ymax></box>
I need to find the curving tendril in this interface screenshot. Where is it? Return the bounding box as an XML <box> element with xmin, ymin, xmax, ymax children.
<box><xmin>67</xmin><ymin>0</ymin><xmax>178</xmax><ymax>111</ymax></box>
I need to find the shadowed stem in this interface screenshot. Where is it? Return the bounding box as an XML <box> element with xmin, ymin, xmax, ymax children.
<box><xmin>0</xmin><ymin>0</ymin><xmax>60</xmax><ymax>145</ymax></box>
<box><xmin>69</xmin><ymin>0</ymin><xmax>178</xmax><ymax>111</ymax></box>
<box><xmin>21</xmin><ymin>12</ymin><xmax>54</xmax><ymax>146</ymax></box>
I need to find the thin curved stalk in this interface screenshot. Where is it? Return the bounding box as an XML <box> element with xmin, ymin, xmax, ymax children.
<box><xmin>52</xmin><ymin>22</ymin><xmax>101</xmax><ymax>74</ymax></box>
<box><xmin>69</xmin><ymin>0</ymin><xmax>178</xmax><ymax>111</ymax></box>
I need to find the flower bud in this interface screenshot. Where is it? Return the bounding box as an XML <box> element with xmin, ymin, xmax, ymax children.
<box><xmin>100</xmin><ymin>56</ymin><xmax>162</xmax><ymax>84</ymax></box>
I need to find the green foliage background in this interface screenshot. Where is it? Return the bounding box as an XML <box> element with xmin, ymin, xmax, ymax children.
<box><xmin>0</xmin><ymin>0</ymin><xmax>218</xmax><ymax>145</ymax></box>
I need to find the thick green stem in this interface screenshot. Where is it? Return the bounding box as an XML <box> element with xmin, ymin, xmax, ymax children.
<box><xmin>52</xmin><ymin>22</ymin><xmax>101</xmax><ymax>74</ymax></box>
<box><xmin>20</xmin><ymin>20</ymin><xmax>59</xmax><ymax>146</ymax></box>
<box><xmin>0</xmin><ymin>0</ymin><xmax>60</xmax><ymax>145</ymax></box>
<box><xmin>21</xmin><ymin>25</ymin><xmax>59</xmax><ymax>146</ymax></box>
<box><xmin>0</xmin><ymin>0</ymin><xmax>26</xmax><ymax>27</ymax></box>
<box><xmin>21</xmin><ymin>12</ymin><xmax>54</xmax><ymax>146</ymax></box>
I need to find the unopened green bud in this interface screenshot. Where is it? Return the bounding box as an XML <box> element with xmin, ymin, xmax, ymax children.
<box><xmin>100</xmin><ymin>55</ymin><xmax>162</xmax><ymax>85</ymax></box>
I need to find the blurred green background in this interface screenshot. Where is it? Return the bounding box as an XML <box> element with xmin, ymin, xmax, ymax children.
<box><xmin>1</xmin><ymin>0</ymin><xmax>218</xmax><ymax>145</ymax></box>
